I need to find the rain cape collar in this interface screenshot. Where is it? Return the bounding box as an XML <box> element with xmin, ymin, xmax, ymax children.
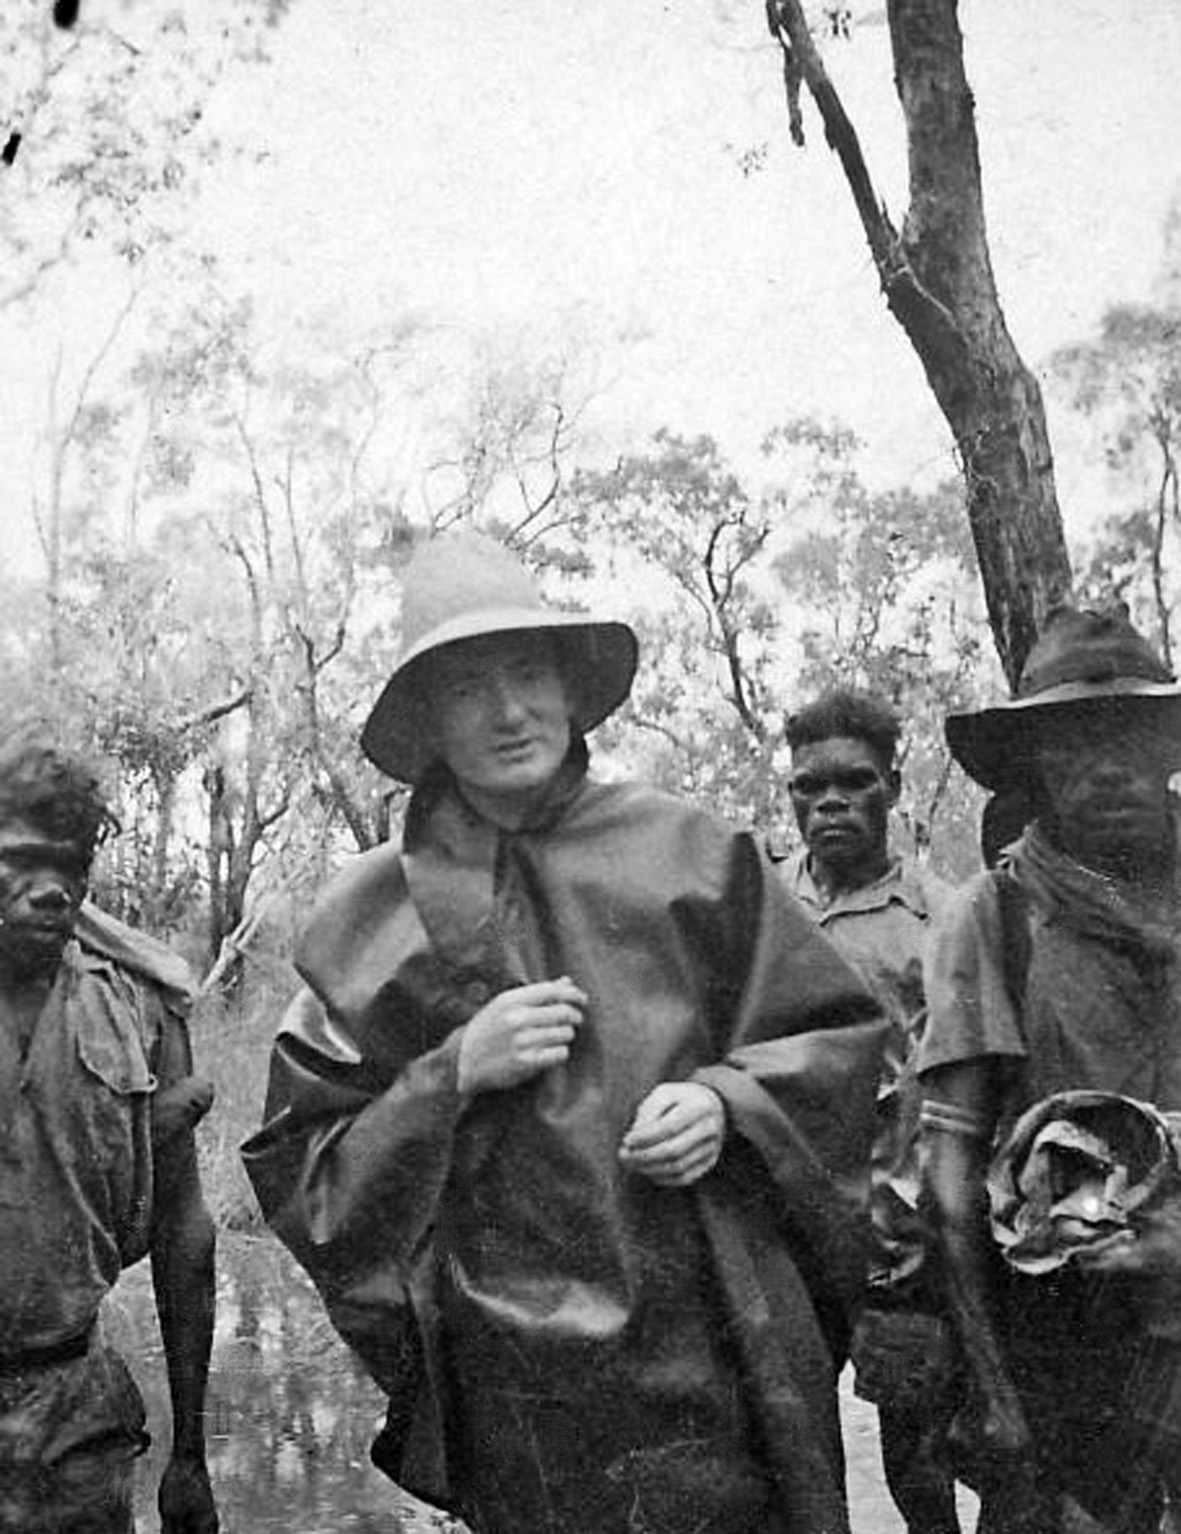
<box><xmin>401</xmin><ymin>735</ymin><xmax>590</xmax><ymax>972</ymax></box>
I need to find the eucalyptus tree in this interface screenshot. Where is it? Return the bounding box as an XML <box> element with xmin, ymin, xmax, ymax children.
<box><xmin>0</xmin><ymin>0</ymin><xmax>292</xmax><ymax>306</ymax></box>
<box><xmin>762</xmin><ymin>0</ymin><xmax>1073</xmax><ymax>682</ymax></box>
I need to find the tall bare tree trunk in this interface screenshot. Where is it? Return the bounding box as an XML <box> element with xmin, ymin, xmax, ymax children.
<box><xmin>769</xmin><ymin>0</ymin><xmax>1073</xmax><ymax>685</ymax></box>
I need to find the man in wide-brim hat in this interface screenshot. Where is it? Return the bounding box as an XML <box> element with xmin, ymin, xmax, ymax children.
<box><xmin>917</xmin><ymin>605</ymin><xmax>1181</xmax><ymax>1532</ymax></box>
<box><xmin>243</xmin><ymin>531</ymin><xmax>887</xmax><ymax>1534</ymax></box>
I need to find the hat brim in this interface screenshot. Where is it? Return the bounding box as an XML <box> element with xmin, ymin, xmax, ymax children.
<box><xmin>947</xmin><ymin>680</ymin><xmax>1181</xmax><ymax>791</ymax></box>
<box><xmin>361</xmin><ymin>607</ymin><xmax>639</xmax><ymax>783</ymax></box>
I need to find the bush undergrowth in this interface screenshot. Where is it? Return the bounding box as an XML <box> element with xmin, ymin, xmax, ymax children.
<box><xmin>190</xmin><ymin>952</ymin><xmax>301</xmax><ymax>1231</ymax></box>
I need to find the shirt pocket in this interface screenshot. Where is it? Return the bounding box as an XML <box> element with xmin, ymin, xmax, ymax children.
<box><xmin>74</xmin><ymin>980</ymin><xmax>156</xmax><ymax>1099</ymax></box>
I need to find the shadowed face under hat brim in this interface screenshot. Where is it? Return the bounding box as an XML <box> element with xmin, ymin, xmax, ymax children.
<box><xmin>361</xmin><ymin>609</ymin><xmax>639</xmax><ymax>783</ymax></box>
<box><xmin>946</xmin><ymin>682</ymin><xmax>1181</xmax><ymax>791</ymax></box>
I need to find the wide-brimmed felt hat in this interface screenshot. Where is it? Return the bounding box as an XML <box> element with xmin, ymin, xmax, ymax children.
<box><xmin>947</xmin><ymin>606</ymin><xmax>1181</xmax><ymax>791</ymax></box>
<box><xmin>361</xmin><ymin>531</ymin><xmax>638</xmax><ymax>783</ymax></box>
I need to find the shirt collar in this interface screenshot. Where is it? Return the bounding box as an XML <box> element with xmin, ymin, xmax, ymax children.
<box><xmin>789</xmin><ymin>848</ymin><xmax>932</xmax><ymax>919</ymax></box>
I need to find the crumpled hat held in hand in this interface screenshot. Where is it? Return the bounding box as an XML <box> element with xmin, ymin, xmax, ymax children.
<box><xmin>988</xmin><ymin>1089</ymin><xmax>1181</xmax><ymax>1275</ymax></box>
<box><xmin>946</xmin><ymin>605</ymin><xmax>1181</xmax><ymax>791</ymax></box>
<box><xmin>361</xmin><ymin>531</ymin><xmax>638</xmax><ymax>783</ymax></box>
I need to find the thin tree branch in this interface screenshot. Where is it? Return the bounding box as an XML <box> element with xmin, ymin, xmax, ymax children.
<box><xmin>174</xmin><ymin>689</ymin><xmax>253</xmax><ymax>734</ymax></box>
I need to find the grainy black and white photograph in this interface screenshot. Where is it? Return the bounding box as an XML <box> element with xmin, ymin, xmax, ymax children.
<box><xmin>2</xmin><ymin>2</ymin><xmax>1181</xmax><ymax>1531</ymax></box>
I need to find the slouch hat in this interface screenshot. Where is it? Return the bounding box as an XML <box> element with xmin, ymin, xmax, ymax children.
<box><xmin>946</xmin><ymin>605</ymin><xmax>1181</xmax><ymax>791</ymax></box>
<box><xmin>361</xmin><ymin>531</ymin><xmax>638</xmax><ymax>783</ymax></box>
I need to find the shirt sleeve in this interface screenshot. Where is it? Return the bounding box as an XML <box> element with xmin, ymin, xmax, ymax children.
<box><xmin>918</xmin><ymin>871</ymin><xmax>1028</xmax><ymax>1077</ymax></box>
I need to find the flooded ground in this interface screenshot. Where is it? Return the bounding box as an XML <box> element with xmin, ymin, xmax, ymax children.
<box><xmin>105</xmin><ymin>1234</ymin><xmax>457</xmax><ymax>1534</ymax></box>
<box><xmin>105</xmin><ymin>1231</ymin><xmax>973</xmax><ymax>1533</ymax></box>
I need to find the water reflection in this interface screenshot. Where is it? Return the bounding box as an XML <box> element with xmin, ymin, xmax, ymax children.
<box><xmin>102</xmin><ymin>1232</ymin><xmax>464</xmax><ymax>1534</ymax></box>
<box><xmin>101</xmin><ymin>1231</ymin><xmax>935</xmax><ymax>1533</ymax></box>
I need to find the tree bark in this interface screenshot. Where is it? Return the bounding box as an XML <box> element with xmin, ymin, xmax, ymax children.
<box><xmin>769</xmin><ymin>0</ymin><xmax>1073</xmax><ymax>685</ymax></box>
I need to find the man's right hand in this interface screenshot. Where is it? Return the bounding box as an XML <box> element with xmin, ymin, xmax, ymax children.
<box><xmin>972</xmin><ymin>1391</ymin><xmax>1035</xmax><ymax>1463</ymax></box>
<box><xmin>952</xmin><ymin>1384</ymin><xmax>1040</xmax><ymax>1524</ymax></box>
<box><xmin>457</xmin><ymin>978</ymin><xmax>587</xmax><ymax>1097</ymax></box>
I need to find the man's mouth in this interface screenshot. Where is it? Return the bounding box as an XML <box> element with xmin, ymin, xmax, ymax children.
<box><xmin>16</xmin><ymin>919</ymin><xmax>72</xmax><ymax>942</ymax></box>
<box><xmin>1086</xmin><ymin>802</ymin><xmax>1149</xmax><ymax>821</ymax></box>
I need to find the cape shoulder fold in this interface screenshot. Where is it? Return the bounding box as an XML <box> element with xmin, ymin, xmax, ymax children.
<box><xmin>297</xmin><ymin>839</ymin><xmax>412</xmax><ymax>1025</ymax></box>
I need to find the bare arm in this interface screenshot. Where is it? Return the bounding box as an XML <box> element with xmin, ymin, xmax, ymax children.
<box><xmin>922</xmin><ymin>1059</ymin><xmax>1032</xmax><ymax>1461</ymax></box>
<box><xmin>150</xmin><ymin>1010</ymin><xmax>219</xmax><ymax>1534</ymax></box>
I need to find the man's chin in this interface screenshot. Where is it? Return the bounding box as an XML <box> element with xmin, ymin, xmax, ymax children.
<box><xmin>0</xmin><ymin>930</ymin><xmax>71</xmax><ymax>978</ymax></box>
<box><xmin>808</xmin><ymin>831</ymin><xmax>863</xmax><ymax>865</ymax></box>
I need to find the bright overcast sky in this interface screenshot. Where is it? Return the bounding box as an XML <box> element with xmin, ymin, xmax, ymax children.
<box><xmin>2</xmin><ymin>0</ymin><xmax>1180</xmax><ymax>571</ymax></box>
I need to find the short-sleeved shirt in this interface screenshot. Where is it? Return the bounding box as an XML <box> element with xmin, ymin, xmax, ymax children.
<box><xmin>777</xmin><ymin>848</ymin><xmax>952</xmax><ymax>1290</ymax></box>
<box><xmin>0</xmin><ymin>937</ymin><xmax>189</xmax><ymax>1356</ymax></box>
<box><xmin>919</xmin><ymin>828</ymin><xmax>1181</xmax><ymax>1428</ymax></box>
<box><xmin>920</xmin><ymin>865</ymin><xmax>1181</xmax><ymax>1141</ymax></box>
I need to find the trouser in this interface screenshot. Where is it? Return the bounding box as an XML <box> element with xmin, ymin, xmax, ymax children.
<box><xmin>0</xmin><ymin>1337</ymin><xmax>148</xmax><ymax>1534</ymax></box>
<box><xmin>850</xmin><ymin>1300</ymin><xmax>964</xmax><ymax>1534</ymax></box>
<box><xmin>877</xmin><ymin>1401</ymin><xmax>961</xmax><ymax>1534</ymax></box>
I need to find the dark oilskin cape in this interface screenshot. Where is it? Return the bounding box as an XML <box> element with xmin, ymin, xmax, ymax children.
<box><xmin>243</xmin><ymin>749</ymin><xmax>886</xmax><ymax>1534</ymax></box>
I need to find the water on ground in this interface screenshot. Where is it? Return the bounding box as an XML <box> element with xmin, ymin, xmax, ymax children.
<box><xmin>106</xmin><ymin>1232</ymin><xmax>976</xmax><ymax>1533</ymax></box>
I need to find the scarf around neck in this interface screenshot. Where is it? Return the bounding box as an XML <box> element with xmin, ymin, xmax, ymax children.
<box><xmin>1006</xmin><ymin>817</ymin><xmax>1181</xmax><ymax>966</ymax></box>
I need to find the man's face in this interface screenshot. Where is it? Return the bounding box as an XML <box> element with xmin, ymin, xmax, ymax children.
<box><xmin>789</xmin><ymin>736</ymin><xmax>898</xmax><ymax>885</ymax></box>
<box><xmin>423</xmin><ymin>631</ymin><xmax>572</xmax><ymax>821</ymax></box>
<box><xmin>1034</xmin><ymin>706</ymin><xmax>1177</xmax><ymax>873</ymax></box>
<box><xmin>0</xmin><ymin>817</ymin><xmax>90</xmax><ymax>978</ymax></box>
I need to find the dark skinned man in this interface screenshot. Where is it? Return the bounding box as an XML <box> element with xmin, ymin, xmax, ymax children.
<box><xmin>775</xmin><ymin>689</ymin><xmax>960</xmax><ymax>1534</ymax></box>
<box><xmin>921</xmin><ymin>607</ymin><xmax>1181</xmax><ymax>1534</ymax></box>
<box><xmin>0</xmin><ymin>732</ymin><xmax>217</xmax><ymax>1533</ymax></box>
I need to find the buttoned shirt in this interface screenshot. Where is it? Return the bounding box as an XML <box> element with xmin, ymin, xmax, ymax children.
<box><xmin>779</xmin><ymin>848</ymin><xmax>952</xmax><ymax>1290</ymax></box>
<box><xmin>0</xmin><ymin>940</ymin><xmax>166</xmax><ymax>1356</ymax></box>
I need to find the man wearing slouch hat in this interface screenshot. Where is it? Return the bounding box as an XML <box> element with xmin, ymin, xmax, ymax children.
<box><xmin>919</xmin><ymin>606</ymin><xmax>1181</xmax><ymax>1533</ymax></box>
<box><xmin>243</xmin><ymin>530</ymin><xmax>887</xmax><ymax>1534</ymax></box>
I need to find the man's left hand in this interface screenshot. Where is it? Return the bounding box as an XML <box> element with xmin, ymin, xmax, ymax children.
<box><xmin>1074</xmin><ymin>1194</ymin><xmax>1181</xmax><ymax>1278</ymax></box>
<box><xmin>619</xmin><ymin>1082</ymin><xmax>725</xmax><ymax>1187</ymax></box>
<box><xmin>159</xmin><ymin>1453</ymin><xmax>218</xmax><ymax>1533</ymax></box>
<box><xmin>151</xmin><ymin>1076</ymin><xmax>215</xmax><ymax>1150</ymax></box>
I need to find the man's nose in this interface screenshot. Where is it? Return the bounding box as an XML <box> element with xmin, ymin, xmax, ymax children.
<box><xmin>817</xmin><ymin>784</ymin><xmax>848</xmax><ymax>810</ymax></box>
<box><xmin>490</xmin><ymin>675</ymin><xmax>528</xmax><ymax>720</ymax></box>
<box><xmin>1089</xmin><ymin>751</ymin><xmax>1133</xmax><ymax>784</ymax></box>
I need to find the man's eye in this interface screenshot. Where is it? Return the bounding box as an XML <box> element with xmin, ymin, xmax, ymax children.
<box><xmin>3</xmin><ymin>852</ymin><xmax>41</xmax><ymax>872</ymax></box>
<box><xmin>791</xmin><ymin>771</ymin><xmax>878</xmax><ymax>795</ymax></box>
